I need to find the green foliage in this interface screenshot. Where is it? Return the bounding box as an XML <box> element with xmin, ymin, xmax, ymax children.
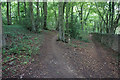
<box><xmin>69</xmin><ymin>43</ymin><xmax>78</xmax><ymax>48</ymax></box>
<box><xmin>2</xmin><ymin>25</ymin><xmax>42</xmax><ymax>65</ymax></box>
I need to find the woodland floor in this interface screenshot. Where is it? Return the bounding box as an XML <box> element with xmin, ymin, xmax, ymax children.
<box><xmin>2</xmin><ymin>26</ymin><xmax>119</xmax><ymax>78</ymax></box>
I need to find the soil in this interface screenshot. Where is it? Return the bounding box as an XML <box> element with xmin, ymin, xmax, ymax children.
<box><xmin>9</xmin><ymin>31</ymin><xmax>119</xmax><ymax>78</ymax></box>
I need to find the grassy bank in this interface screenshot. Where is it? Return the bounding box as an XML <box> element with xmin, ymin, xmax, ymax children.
<box><xmin>2</xmin><ymin>25</ymin><xmax>43</xmax><ymax>77</ymax></box>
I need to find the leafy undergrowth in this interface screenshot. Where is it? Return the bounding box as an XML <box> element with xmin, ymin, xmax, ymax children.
<box><xmin>2</xmin><ymin>25</ymin><xmax>43</xmax><ymax>77</ymax></box>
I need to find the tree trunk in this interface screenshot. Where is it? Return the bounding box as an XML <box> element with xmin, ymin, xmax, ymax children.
<box><xmin>81</xmin><ymin>3</ymin><xmax>84</xmax><ymax>30</ymax></box>
<box><xmin>93</xmin><ymin>22</ymin><xmax>96</xmax><ymax>32</ymax></box>
<box><xmin>58</xmin><ymin>2</ymin><xmax>64</xmax><ymax>41</ymax></box>
<box><xmin>109</xmin><ymin>2</ymin><xmax>111</xmax><ymax>33</ymax></box>
<box><xmin>66</xmin><ymin>3</ymin><xmax>69</xmax><ymax>33</ymax></box>
<box><xmin>24</xmin><ymin>1</ymin><xmax>26</xmax><ymax>16</ymax></box>
<box><xmin>10</xmin><ymin>2</ymin><xmax>12</xmax><ymax>25</ymax></box>
<box><xmin>43</xmin><ymin>2</ymin><xmax>48</xmax><ymax>30</ymax></box>
<box><xmin>70</xmin><ymin>5</ymin><xmax>73</xmax><ymax>28</ymax></box>
<box><xmin>110</xmin><ymin>2</ymin><xmax>114</xmax><ymax>33</ymax></box>
<box><xmin>36</xmin><ymin>0</ymin><xmax>40</xmax><ymax>30</ymax></box>
<box><xmin>0</xmin><ymin>3</ymin><xmax>2</xmax><ymax>78</ymax></box>
<box><xmin>106</xmin><ymin>13</ymin><xmax>109</xmax><ymax>33</ymax></box>
<box><xmin>40</xmin><ymin>6</ymin><xmax>43</xmax><ymax>27</ymax></box>
<box><xmin>7</xmin><ymin>2</ymin><xmax>10</xmax><ymax>25</ymax></box>
<box><xmin>18</xmin><ymin>1</ymin><xmax>20</xmax><ymax>22</ymax></box>
<box><xmin>65</xmin><ymin>2</ymin><xmax>70</xmax><ymax>43</ymax></box>
<box><xmin>0</xmin><ymin>3</ymin><xmax>2</xmax><ymax>48</ymax></box>
<box><xmin>37</xmin><ymin>1</ymin><xmax>40</xmax><ymax>17</ymax></box>
<box><xmin>54</xmin><ymin>10</ymin><xmax>58</xmax><ymax>30</ymax></box>
<box><xmin>29</xmin><ymin>2</ymin><xmax>36</xmax><ymax>32</ymax></box>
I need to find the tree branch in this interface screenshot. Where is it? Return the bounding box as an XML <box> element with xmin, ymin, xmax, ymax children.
<box><xmin>95</xmin><ymin>3</ymin><xmax>106</xmax><ymax>24</ymax></box>
<box><xmin>84</xmin><ymin>5</ymin><xmax>91</xmax><ymax>22</ymax></box>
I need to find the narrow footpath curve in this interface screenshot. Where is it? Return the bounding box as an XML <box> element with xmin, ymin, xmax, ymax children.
<box><xmin>17</xmin><ymin>31</ymin><xmax>118</xmax><ymax>78</ymax></box>
<box><xmin>18</xmin><ymin>31</ymin><xmax>83</xmax><ymax>78</ymax></box>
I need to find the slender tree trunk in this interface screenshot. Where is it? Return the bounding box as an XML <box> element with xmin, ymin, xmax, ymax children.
<box><xmin>61</xmin><ymin>2</ymin><xmax>66</xmax><ymax>42</ymax></box>
<box><xmin>54</xmin><ymin>10</ymin><xmax>58</xmax><ymax>30</ymax></box>
<box><xmin>29</xmin><ymin>2</ymin><xmax>36</xmax><ymax>32</ymax></box>
<box><xmin>71</xmin><ymin>5</ymin><xmax>73</xmax><ymax>28</ymax></box>
<box><xmin>100</xmin><ymin>20</ymin><xmax>102</xmax><ymax>33</ymax></box>
<box><xmin>0</xmin><ymin>3</ymin><xmax>2</xmax><ymax>78</ymax></box>
<box><xmin>37</xmin><ymin>1</ymin><xmax>40</xmax><ymax>17</ymax></box>
<box><xmin>18</xmin><ymin>1</ymin><xmax>20</xmax><ymax>21</ymax></box>
<box><xmin>43</xmin><ymin>2</ymin><xmax>48</xmax><ymax>30</ymax></box>
<box><xmin>93</xmin><ymin>22</ymin><xmax>96</xmax><ymax>32</ymax></box>
<box><xmin>97</xmin><ymin>22</ymin><xmax>100</xmax><ymax>32</ymax></box>
<box><xmin>111</xmin><ymin>2</ymin><xmax>114</xmax><ymax>33</ymax></box>
<box><xmin>109</xmin><ymin>2</ymin><xmax>111</xmax><ymax>33</ymax></box>
<box><xmin>1</xmin><ymin>3</ymin><xmax>6</xmax><ymax>47</ymax></box>
<box><xmin>65</xmin><ymin>2</ymin><xmax>70</xmax><ymax>43</ymax></box>
<box><xmin>0</xmin><ymin>3</ymin><xmax>2</xmax><ymax>48</ymax></box>
<box><xmin>40</xmin><ymin>6</ymin><xmax>43</xmax><ymax>27</ymax></box>
<box><xmin>66</xmin><ymin>3</ymin><xmax>69</xmax><ymax>33</ymax></box>
<box><xmin>106</xmin><ymin>13</ymin><xmax>109</xmax><ymax>33</ymax></box>
<box><xmin>52</xmin><ymin>2</ymin><xmax>58</xmax><ymax>30</ymax></box>
<box><xmin>36</xmin><ymin>0</ymin><xmax>40</xmax><ymax>30</ymax></box>
<box><xmin>7</xmin><ymin>2</ymin><xmax>10</xmax><ymax>25</ymax></box>
<box><xmin>10</xmin><ymin>2</ymin><xmax>12</xmax><ymax>25</ymax></box>
<box><xmin>58</xmin><ymin>2</ymin><xmax>64</xmax><ymax>41</ymax></box>
<box><xmin>24</xmin><ymin>1</ymin><xmax>26</xmax><ymax>16</ymax></box>
<box><xmin>81</xmin><ymin>4</ymin><xmax>84</xmax><ymax>30</ymax></box>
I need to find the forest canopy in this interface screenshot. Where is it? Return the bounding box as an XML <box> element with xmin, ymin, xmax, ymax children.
<box><xmin>1</xmin><ymin>1</ymin><xmax>120</xmax><ymax>41</ymax></box>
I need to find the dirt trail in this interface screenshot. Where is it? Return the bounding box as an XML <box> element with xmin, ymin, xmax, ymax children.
<box><xmin>17</xmin><ymin>31</ymin><xmax>83</xmax><ymax>78</ymax></box>
<box><xmin>16</xmin><ymin>31</ymin><xmax>118</xmax><ymax>78</ymax></box>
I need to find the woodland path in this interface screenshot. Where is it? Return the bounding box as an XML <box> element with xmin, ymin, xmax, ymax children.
<box><xmin>17</xmin><ymin>31</ymin><xmax>118</xmax><ymax>78</ymax></box>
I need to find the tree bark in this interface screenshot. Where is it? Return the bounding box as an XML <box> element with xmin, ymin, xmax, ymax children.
<box><xmin>70</xmin><ymin>5</ymin><xmax>73</xmax><ymax>28</ymax></box>
<box><xmin>65</xmin><ymin>2</ymin><xmax>70</xmax><ymax>43</ymax></box>
<box><xmin>29</xmin><ymin>2</ymin><xmax>36</xmax><ymax>32</ymax></box>
<box><xmin>24</xmin><ymin>1</ymin><xmax>26</xmax><ymax>16</ymax></box>
<box><xmin>7</xmin><ymin>2</ymin><xmax>10</xmax><ymax>25</ymax></box>
<box><xmin>106</xmin><ymin>13</ymin><xmax>109</xmax><ymax>33</ymax></box>
<box><xmin>0</xmin><ymin>3</ymin><xmax>2</xmax><ymax>49</ymax></box>
<box><xmin>40</xmin><ymin>6</ymin><xmax>43</xmax><ymax>27</ymax></box>
<box><xmin>36</xmin><ymin>0</ymin><xmax>40</xmax><ymax>30</ymax></box>
<box><xmin>81</xmin><ymin>3</ymin><xmax>84</xmax><ymax>30</ymax></box>
<box><xmin>0</xmin><ymin>3</ymin><xmax>2</xmax><ymax>79</ymax></box>
<box><xmin>37</xmin><ymin>1</ymin><xmax>40</xmax><ymax>17</ymax></box>
<box><xmin>43</xmin><ymin>2</ymin><xmax>48</xmax><ymax>30</ymax></box>
<box><xmin>10</xmin><ymin>2</ymin><xmax>12</xmax><ymax>25</ymax></box>
<box><xmin>110</xmin><ymin>2</ymin><xmax>114</xmax><ymax>33</ymax></box>
<box><xmin>109</xmin><ymin>2</ymin><xmax>111</xmax><ymax>33</ymax></box>
<box><xmin>18</xmin><ymin>1</ymin><xmax>20</xmax><ymax>22</ymax></box>
<box><xmin>58</xmin><ymin>2</ymin><xmax>64</xmax><ymax>41</ymax></box>
<box><xmin>54</xmin><ymin>10</ymin><xmax>58</xmax><ymax>30</ymax></box>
